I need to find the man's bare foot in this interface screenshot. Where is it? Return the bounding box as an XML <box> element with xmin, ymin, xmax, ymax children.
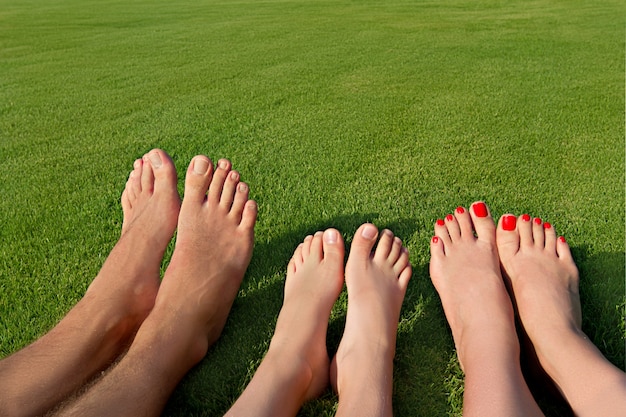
<box><xmin>148</xmin><ymin>156</ymin><xmax>257</xmax><ymax>368</ymax></box>
<box><xmin>430</xmin><ymin>202</ymin><xmax>543</xmax><ymax>417</ymax></box>
<box><xmin>225</xmin><ymin>229</ymin><xmax>345</xmax><ymax>417</ymax></box>
<box><xmin>331</xmin><ymin>224</ymin><xmax>411</xmax><ymax>417</ymax></box>
<box><xmin>496</xmin><ymin>214</ymin><xmax>626</xmax><ymax>416</ymax></box>
<box><xmin>85</xmin><ymin>148</ymin><xmax>181</xmax><ymax>337</ymax></box>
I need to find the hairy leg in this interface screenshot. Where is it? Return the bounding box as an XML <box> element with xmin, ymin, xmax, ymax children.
<box><xmin>0</xmin><ymin>149</ymin><xmax>180</xmax><ymax>417</ymax></box>
<box><xmin>331</xmin><ymin>224</ymin><xmax>412</xmax><ymax>417</ymax></box>
<box><xmin>497</xmin><ymin>214</ymin><xmax>626</xmax><ymax>417</ymax></box>
<box><xmin>225</xmin><ymin>228</ymin><xmax>345</xmax><ymax>417</ymax></box>
<box><xmin>57</xmin><ymin>155</ymin><xmax>257</xmax><ymax>417</ymax></box>
<box><xmin>429</xmin><ymin>202</ymin><xmax>543</xmax><ymax>417</ymax></box>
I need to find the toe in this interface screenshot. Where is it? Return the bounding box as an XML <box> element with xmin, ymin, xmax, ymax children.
<box><xmin>434</xmin><ymin>218</ymin><xmax>452</xmax><ymax>247</ymax></box>
<box><xmin>393</xmin><ymin>246</ymin><xmax>410</xmax><ymax>276</ymax></box>
<box><xmin>532</xmin><ymin>217</ymin><xmax>545</xmax><ymax>249</ymax></box>
<box><xmin>220</xmin><ymin>170</ymin><xmax>240</xmax><ymax>211</ymax></box>
<box><xmin>208</xmin><ymin>159</ymin><xmax>231</xmax><ymax>206</ymax></box>
<box><xmin>373</xmin><ymin>229</ymin><xmax>395</xmax><ymax>263</ymax></box>
<box><xmin>496</xmin><ymin>214</ymin><xmax>521</xmax><ymax>262</ymax></box>
<box><xmin>302</xmin><ymin>235</ymin><xmax>314</xmax><ymax>258</ymax></box>
<box><xmin>469</xmin><ymin>201</ymin><xmax>496</xmax><ymax>244</ymax></box>
<box><xmin>141</xmin><ymin>154</ymin><xmax>156</xmax><ymax>194</ymax></box>
<box><xmin>322</xmin><ymin>229</ymin><xmax>345</xmax><ymax>263</ymax></box>
<box><xmin>444</xmin><ymin>214</ymin><xmax>461</xmax><ymax>241</ymax></box>
<box><xmin>350</xmin><ymin>223</ymin><xmax>378</xmax><ymax>260</ymax></box>
<box><xmin>454</xmin><ymin>206</ymin><xmax>474</xmax><ymax>239</ymax></box>
<box><xmin>388</xmin><ymin>236</ymin><xmax>403</xmax><ymax>264</ymax></box>
<box><xmin>184</xmin><ymin>156</ymin><xmax>213</xmax><ymax>203</ymax></box>
<box><xmin>310</xmin><ymin>231</ymin><xmax>324</xmax><ymax>261</ymax></box>
<box><xmin>231</xmin><ymin>182</ymin><xmax>249</xmax><ymax>219</ymax></box>
<box><xmin>543</xmin><ymin>222</ymin><xmax>557</xmax><ymax>254</ymax></box>
<box><xmin>518</xmin><ymin>214</ymin><xmax>533</xmax><ymax>247</ymax></box>
<box><xmin>240</xmin><ymin>200</ymin><xmax>258</xmax><ymax>230</ymax></box>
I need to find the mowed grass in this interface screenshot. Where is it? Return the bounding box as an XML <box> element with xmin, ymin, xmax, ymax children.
<box><xmin>0</xmin><ymin>0</ymin><xmax>624</xmax><ymax>415</ymax></box>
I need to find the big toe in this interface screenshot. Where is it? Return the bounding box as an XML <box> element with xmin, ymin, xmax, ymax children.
<box><xmin>147</xmin><ymin>149</ymin><xmax>179</xmax><ymax>195</ymax></box>
<box><xmin>469</xmin><ymin>201</ymin><xmax>497</xmax><ymax>244</ymax></box>
<box><xmin>183</xmin><ymin>155</ymin><xmax>214</xmax><ymax>203</ymax></box>
<box><xmin>348</xmin><ymin>223</ymin><xmax>379</xmax><ymax>260</ymax></box>
<box><xmin>496</xmin><ymin>214</ymin><xmax>521</xmax><ymax>262</ymax></box>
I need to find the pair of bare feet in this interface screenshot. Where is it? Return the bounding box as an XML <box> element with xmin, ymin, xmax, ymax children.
<box><xmin>430</xmin><ymin>202</ymin><xmax>626</xmax><ymax>417</ymax></box>
<box><xmin>0</xmin><ymin>149</ymin><xmax>258</xmax><ymax>416</ymax></box>
<box><xmin>225</xmin><ymin>224</ymin><xmax>412</xmax><ymax>417</ymax></box>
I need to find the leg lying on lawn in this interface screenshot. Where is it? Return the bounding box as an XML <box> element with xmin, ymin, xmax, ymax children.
<box><xmin>225</xmin><ymin>224</ymin><xmax>411</xmax><ymax>417</ymax></box>
<box><xmin>429</xmin><ymin>202</ymin><xmax>544</xmax><ymax>417</ymax></box>
<box><xmin>57</xmin><ymin>155</ymin><xmax>257</xmax><ymax>417</ymax></box>
<box><xmin>0</xmin><ymin>149</ymin><xmax>181</xmax><ymax>417</ymax></box>
<box><xmin>496</xmin><ymin>213</ymin><xmax>626</xmax><ymax>417</ymax></box>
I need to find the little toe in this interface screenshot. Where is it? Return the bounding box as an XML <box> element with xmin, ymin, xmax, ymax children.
<box><xmin>496</xmin><ymin>214</ymin><xmax>521</xmax><ymax>261</ymax></box>
<box><xmin>208</xmin><ymin>159</ymin><xmax>231</xmax><ymax>205</ymax></box>
<box><xmin>430</xmin><ymin>234</ymin><xmax>446</xmax><ymax>259</ymax></box>
<box><xmin>184</xmin><ymin>156</ymin><xmax>213</xmax><ymax>203</ymax></box>
<box><xmin>350</xmin><ymin>223</ymin><xmax>379</xmax><ymax>259</ymax></box>
<box><xmin>240</xmin><ymin>200</ymin><xmax>258</xmax><ymax>230</ymax></box>
<box><xmin>556</xmin><ymin>235</ymin><xmax>575</xmax><ymax>263</ymax></box>
<box><xmin>469</xmin><ymin>201</ymin><xmax>496</xmax><ymax>244</ymax></box>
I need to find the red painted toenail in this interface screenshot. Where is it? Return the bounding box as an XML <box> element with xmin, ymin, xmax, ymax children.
<box><xmin>502</xmin><ymin>215</ymin><xmax>517</xmax><ymax>231</ymax></box>
<box><xmin>445</xmin><ymin>214</ymin><xmax>454</xmax><ymax>222</ymax></box>
<box><xmin>521</xmin><ymin>214</ymin><xmax>531</xmax><ymax>222</ymax></box>
<box><xmin>456</xmin><ymin>207</ymin><xmax>465</xmax><ymax>214</ymax></box>
<box><xmin>534</xmin><ymin>217</ymin><xmax>542</xmax><ymax>225</ymax></box>
<box><xmin>432</xmin><ymin>236</ymin><xmax>439</xmax><ymax>244</ymax></box>
<box><xmin>559</xmin><ymin>236</ymin><xmax>566</xmax><ymax>243</ymax></box>
<box><xmin>473</xmin><ymin>202</ymin><xmax>488</xmax><ymax>217</ymax></box>
<box><xmin>543</xmin><ymin>222</ymin><xmax>552</xmax><ymax>229</ymax></box>
<box><xmin>436</xmin><ymin>219</ymin><xmax>445</xmax><ymax>226</ymax></box>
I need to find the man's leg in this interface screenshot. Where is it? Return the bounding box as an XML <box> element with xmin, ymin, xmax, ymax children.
<box><xmin>429</xmin><ymin>202</ymin><xmax>544</xmax><ymax>417</ymax></box>
<box><xmin>57</xmin><ymin>155</ymin><xmax>257</xmax><ymax>416</ymax></box>
<box><xmin>497</xmin><ymin>214</ymin><xmax>626</xmax><ymax>417</ymax></box>
<box><xmin>225</xmin><ymin>228</ymin><xmax>345</xmax><ymax>417</ymax></box>
<box><xmin>0</xmin><ymin>149</ymin><xmax>180</xmax><ymax>417</ymax></box>
<box><xmin>331</xmin><ymin>224</ymin><xmax>412</xmax><ymax>417</ymax></box>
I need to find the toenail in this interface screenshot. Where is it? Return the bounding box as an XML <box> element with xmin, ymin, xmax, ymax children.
<box><xmin>218</xmin><ymin>159</ymin><xmax>228</xmax><ymax>169</ymax></box>
<box><xmin>134</xmin><ymin>159</ymin><xmax>142</xmax><ymax>169</ymax></box>
<box><xmin>436</xmin><ymin>219</ymin><xmax>445</xmax><ymax>226</ymax></box>
<box><xmin>543</xmin><ymin>222</ymin><xmax>552</xmax><ymax>229</ymax></box>
<box><xmin>432</xmin><ymin>236</ymin><xmax>439</xmax><ymax>244</ymax></box>
<box><xmin>193</xmin><ymin>157</ymin><xmax>210</xmax><ymax>174</ymax></box>
<box><xmin>148</xmin><ymin>151</ymin><xmax>163</xmax><ymax>168</ymax></box>
<box><xmin>456</xmin><ymin>206</ymin><xmax>465</xmax><ymax>214</ymax></box>
<box><xmin>533</xmin><ymin>217</ymin><xmax>542</xmax><ymax>225</ymax></box>
<box><xmin>558</xmin><ymin>236</ymin><xmax>566</xmax><ymax>243</ymax></box>
<box><xmin>324</xmin><ymin>229</ymin><xmax>338</xmax><ymax>244</ymax></box>
<box><xmin>361</xmin><ymin>224</ymin><xmax>378</xmax><ymax>240</ymax></box>
<box><xmin>502</xmin><ymin>215</ymin><xmax>517</xmax><ymax>231</ymax></box>
<box><xmin>238</xmin><ymin>183</ymin><xmax>248</xmax><ymax>192</ymax></box>
<box><xmin>472</xmin><ymin>202</ymin><xmax>488</xmax><ymax>218</ymax></box>
<box><xmin>230</xmin><ymin>171</ymin><xmax>240</xmax><ymax>181</ymax></box>
<box><xmin>445</xmin><ymin>214</ymin><xmax>454</xmax><ymax>222</ymax></box>
<box><xmin>521</xmin><ymin>214</ymin><xmax>531</xmax><ymax>222</ymax></box>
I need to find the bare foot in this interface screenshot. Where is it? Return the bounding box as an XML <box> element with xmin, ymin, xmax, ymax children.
<box><xmin>496</xmin><ymin>214</ymin><xmax>626</xmax><ymax>416</ymax></box>
<box><xmin>85</xmin><ymin>148</ymin><xmax>180</xmax><ymax>335</ymax></box>
<box><xmin>430</xmin><ymin>202</ymin><xmax>543</xmax><ymax>417</ymax></box>
<box><xmin>331</xmin><ymin>224</ymin><xmax>411</xmax><ymax>417</ymax></box>
<box><xmin>150</xmin><ymin>156</ymin><xmax>257</xmax><ymax>368</ymax></box>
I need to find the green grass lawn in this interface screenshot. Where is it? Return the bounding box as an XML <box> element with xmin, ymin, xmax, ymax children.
<box><xmin>0</xmin><ymin>0</ymin><xmax>624</xmax><ymax>415</ymax></box>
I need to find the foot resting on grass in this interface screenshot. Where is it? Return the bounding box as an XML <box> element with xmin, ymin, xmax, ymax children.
<box><xmin>331</xmin><ymin>224</ymin><xmax>412</xmax><ymax>417</ymax></box>
<box><xmin>429</xmin><ymin>202</ymin><xmax>543</xmax><ymax>417</ymax></box>
<box><xmin>57</xmin><ymin>154</ymin><xmax>257</xmax><ymax>416</ymax></box>
<box><xmin>0</xmin><ymin>148</ymin><xmax>181</xmax><ymax>417</ymax></box>
<box><xmin>225</xmin><ymin>228</ymin><xmax>345</xmax><ymax>417</ymax></box>
<box><xmin>496</xmin><ymin>213</ymin><xmax>626</xmax><ymax>417</ymax></box>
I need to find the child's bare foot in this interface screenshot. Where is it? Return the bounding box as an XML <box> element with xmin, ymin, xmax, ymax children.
<box><xmin>224</xmin><ymin>229</ymin><xmax>344</xmax><ymax>417</ymax></box>
<box><xmin>148</xmin><ymin>156</ymin><xmax>257</xmax><ymax>368</ymax></box>
<box><xmin>497</xmin><ymin>214</ymin><xmax>626</xmax><ymax>416</ymax></box>
<box><xmin>331</xmin><ymin>224</ymin><xmax>411</xmax><ymax>417</ymax></box>
<box><xmin>85</xmin><ymin>148</ymin><xmax>181</xmax><ymax>336</ymax></box>
<box><xmin>430</xmin><ymin>202</ymin><xmax>543</xmax><ymax>417</ymax></box>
